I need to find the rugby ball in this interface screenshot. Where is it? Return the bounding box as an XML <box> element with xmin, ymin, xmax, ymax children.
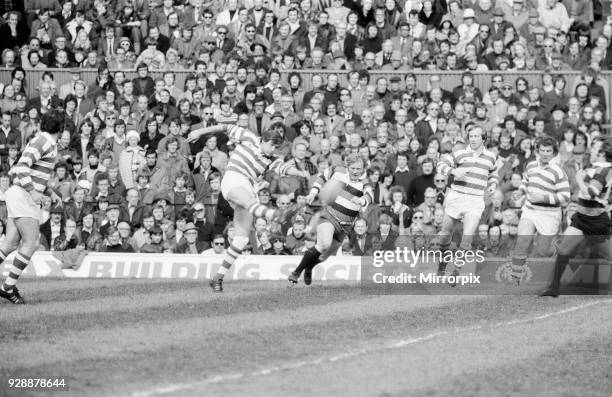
<box><xmin>318</xmin><ymin>178</ymin><xmax>344</xmax><ymax>205</ymax></box>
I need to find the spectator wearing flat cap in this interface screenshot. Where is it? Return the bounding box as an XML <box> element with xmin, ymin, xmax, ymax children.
<box><xmin>544</xmin><ymin>103</ymin><xmax>572</xmax><ymax>141</ymax></box>
<box><xmin>40</xmin><ymin>203</ymin><xmax>65</xmax><ymax>251</ymax></box>
<box><xmin>520</xmin><ymin>10</ymin><xmax>545</xmax><ymax>45</ymax></box>
<box><xmin>175</xmin><ymin>222</ymin><xmax>209</xmax><ymax>253</ymax></box>
<box><xmin>93</xmin><ymin>203</ymin><xmax>120</xmax><ymax>241</ymax></box>
<box><xmin>488</xmin><ymin>7</ymin><xmax>511</xmax><ymax>41</ymax></box>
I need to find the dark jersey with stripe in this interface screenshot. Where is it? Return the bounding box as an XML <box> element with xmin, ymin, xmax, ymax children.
<box><xmin>311</xmin><ymin>166</ymin><xmax>373</xmax><ymax>225</ymax></box>
<box><xmin>576</xmin><ymin>162</ymin><xmax>612</xmax><ymax>216</ymax></box>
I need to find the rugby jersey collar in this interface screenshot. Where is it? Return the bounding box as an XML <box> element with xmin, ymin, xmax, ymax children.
<box><xmin>465</xmin><ymin>144</ymin><xmax>485</xmax><ymax>156</ymax></box>
<box><xmin>537</xmin><ymin>159</ymin><xmax>553</xmax><ymax>169</ymax></box>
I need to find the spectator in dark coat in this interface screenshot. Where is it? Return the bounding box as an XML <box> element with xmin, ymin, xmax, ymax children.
<box><xmin>406</xmin><ymin>159</ymin><xmax>436</xmax><ymax>206</ymax></box>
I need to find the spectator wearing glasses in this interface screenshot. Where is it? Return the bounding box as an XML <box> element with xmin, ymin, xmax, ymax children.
<box><xmin>215</xmin><ymin>25</ymin><xmax>235</xmax><ymax>53</ymax></box>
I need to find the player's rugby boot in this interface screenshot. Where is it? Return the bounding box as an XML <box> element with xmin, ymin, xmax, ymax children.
<box><xmin>209</xmin><ymin>278</ymin><xmax>223</xmax><ymax>293</ymax></box>
<box><xmin>303</xmin><ymin>268</ymin><xmax>312</xmax><ymax>286</ymax></box>
<box><xmin>0</xmin><ymin>286</ymin><xmax>25</xmax><ymax>304</ymax></box>
<box><xmin>288</xmin><ymin>271</ymin><xmax>299</xmax><ymax>284</ymax></box>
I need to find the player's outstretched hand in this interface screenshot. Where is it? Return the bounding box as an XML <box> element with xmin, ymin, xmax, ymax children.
<box><xmin>306</xmin><ymin>193</ymin><xmax>316</xmax><ymax>205</ymax></box>
<box><xmin>49</xmin><ymin>190</ymin><xmax>62</xmax><ymax>206</ymax></box>
<box><xmin>186</xmin><ymin>130</ymin><xmax>201</xmax><ymax>143</ymax></box>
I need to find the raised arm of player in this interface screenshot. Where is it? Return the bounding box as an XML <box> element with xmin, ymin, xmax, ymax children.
<box><xmin>268</xmin><ymin>157</ymin><xmax>310</xmax><ymax>179</ymax></box>
<box><xmin>186</xmin><ymin>124</ymin><xmax>260</xmax><ymax>146</ymax></box>
<box><xmin>185</xmin><ymin>124</ymin><xmax>228</xmax><ymax>143</ymax></box>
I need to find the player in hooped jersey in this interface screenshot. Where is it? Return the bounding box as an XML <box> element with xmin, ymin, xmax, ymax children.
<box><xmin>540</xmin><ymin>136</ymin><xmax>612</xmax><ymax>297</ymax></box>
<box><xmin>288</xmin><ymin>154</ymin><xmax>373</xmax><ymax>285</ymax></box>
<box><xmin>436</xmin><ymin>125</ymin><xmax>499</xmax><ymax>284</ymax></box>
<box><xmin>0</xmin><ymin>112</ymin><xmax>63</xmax><ymax>304</ymax></box>
<box><xmin>508</xmin><ymin>137</ymin><xmax>571</xmax><ymax>285</ymax></box>
<box><xmin>187</xmin><ymin>123</ymin><xmax>310</xmax><ymax>292</ymax></box>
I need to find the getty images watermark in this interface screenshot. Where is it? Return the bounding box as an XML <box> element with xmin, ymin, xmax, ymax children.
<box><xmin>365</xmin><ymin>248</ymin><xmax>484</xmax><ymax>290</ymax></box>
<box><xmin>359</xmin><ymin>243</ymin><xmax>611</xmax><ymax>295</ymax></box>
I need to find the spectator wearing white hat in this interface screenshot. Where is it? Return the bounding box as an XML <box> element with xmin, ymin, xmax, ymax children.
<box><xmin>457</xmin><ymin>8</ymin><xmax>480</xmax><ymax>56</ymax></box>
<box><xmin>118</xmin><ymin>130</ymin><xmax>146</xmax><ymax>189</ymax></box>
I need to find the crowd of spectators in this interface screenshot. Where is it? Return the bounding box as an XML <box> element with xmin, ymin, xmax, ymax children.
<box><xmin>1</xmin><ymin>0</ymin><xmax>612</xmax><ymax>72</ymax></box>
<box><xmin>0</xmin><ymin>0</ymin><xmax>610</xmax><ymax>257</ymax></box>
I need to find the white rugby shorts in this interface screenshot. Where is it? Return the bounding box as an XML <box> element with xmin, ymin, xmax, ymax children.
<box><xmin>5</xmin><ymin>185</ymin><xmax>41</xmax><ymax>219</ymax></box>
<box><xmin>444</xmin><ymin>189</ymin><xmax>485</xmax><ymax>220</ymax></box>
<box><xmin>220</xmin><ymin>171</ymin><xmax>257</xmax><ymax>202</ymax></box>
<box><xmin>520</xmin><ymin>206</ymin><xmax>562</xmax><ymax>236</ymax></box>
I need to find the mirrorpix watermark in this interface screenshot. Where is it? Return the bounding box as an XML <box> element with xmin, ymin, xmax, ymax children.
<box><xmin>361</xmin><ymin>247</ymin><xmax>486</xmax><ymax>294</ymax></box>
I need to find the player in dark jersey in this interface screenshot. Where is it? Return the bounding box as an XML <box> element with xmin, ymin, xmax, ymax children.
<box><xmin>540</xmin><ymin>136</ymin><xmax>612</xmax><ymax>297</ymax></box>
<box><xmin>288</xmin><ymin>154</ymin><xmax>373</xmax><ymax>285</ymax></box>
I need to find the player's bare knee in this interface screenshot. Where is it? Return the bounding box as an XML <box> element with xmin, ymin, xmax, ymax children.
<box><xmin>19</xmin><ymin>240</ymin><xmax>38</xmax><ymax>256</ymax></box>
<box><xmin>316</xmin><ymin>241</ymin><xmax>332</xmax><ymax>252</ymax></box>
<box><xmin>227</xmin><ymin>189</ymin><xmax>254</xmax><ymax>209</ymax></box>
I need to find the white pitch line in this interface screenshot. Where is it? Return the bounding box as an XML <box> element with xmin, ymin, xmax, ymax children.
<box><xmin>131</xmin><ymin>299</ymin><xmax>612</xmax><ymax>397</ymax></box>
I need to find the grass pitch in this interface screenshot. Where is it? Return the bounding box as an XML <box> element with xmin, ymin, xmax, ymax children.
<box><xmin>0</xmin><ymin>278</ymin><xmax>611</xmax><ymax>397</ymax></box>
